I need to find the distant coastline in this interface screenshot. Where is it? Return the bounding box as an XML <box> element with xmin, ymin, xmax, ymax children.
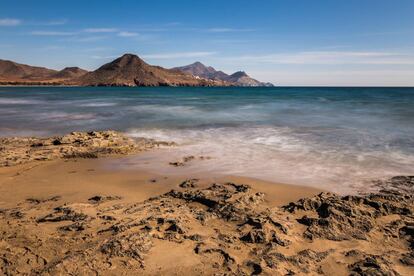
<box><xmin>0</xmin><ymin>53</ymin><xmax>273</xmax><ymax>88</ymax></box>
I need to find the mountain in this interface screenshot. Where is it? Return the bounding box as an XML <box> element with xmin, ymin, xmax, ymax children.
<box><xmin>173</xmin><ymin>62</ymin><xmax>273</xmax><ymax>87</ymax></box>
<box><xmin>76</xmin><ymin>54</ymin><xmax>227</xmax><ymax>87</ymax></box>
<box><xmin>0</xmin><ymin>59</ymin><xmax>88</xmax><ymax>85</ymax></box>
<box><xmin>226</xmin><ymin>71</ymin><xmax>273</xmax><ymax>87</ymax></box>
<box><xmin>0</xmin><ymin>59</ymin><xmax>58</xmax><ymax>81</ymax></box>
<box><xmin>173</xmin><ymin>62</ymin><xmax>229</xmax><ymax>81</ymax></box>
<box><xmin>52</xmin><ymin>67</ymin><xmax>88</xmax><ymax>79</ymax></box>
<box><xmin>0</xmin><ymin>54</ymin><xmax>272</xmax><ymax>86</ymax></box>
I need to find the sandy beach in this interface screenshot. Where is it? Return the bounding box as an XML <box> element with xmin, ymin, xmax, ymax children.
<box><xmin>0</xmin><ymin>131</ymin><xmax>413</xmax><ymax>275</ymax></box>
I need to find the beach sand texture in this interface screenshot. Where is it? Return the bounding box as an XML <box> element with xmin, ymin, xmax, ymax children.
<box><xmin>0</xmin><ymin>131</ymin><xmax>413</xmax><ymax>275</ymax></box>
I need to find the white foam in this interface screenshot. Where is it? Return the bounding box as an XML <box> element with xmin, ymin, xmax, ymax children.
<box><xmin>122</xmin><ymin>126</ymin><xmax>414</xmax><ymax>194</ymax></box>
<box><xmin>37</xmin><ymin>111</ymin><xmax>97</xmax><ymax>121</ymax></box>
<box><xmin>0</xmin><ymin>98</ymin><xmax>42</xmax><ymax>104</ymax></box>
<box><xmin>79</xmin><ymin>102</ymin><xmax>117</xmax><ymax>107</ymax></box>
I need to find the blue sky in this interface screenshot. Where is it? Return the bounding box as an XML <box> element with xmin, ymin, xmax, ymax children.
<box><xmin>1</xmin><ymin>0</ymin><xmax>414</xmax><ymax>86</ymax></box>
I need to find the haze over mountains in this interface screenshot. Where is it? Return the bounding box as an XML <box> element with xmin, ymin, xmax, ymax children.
<box><xmin>173</xmin><ymin>62</ymin><xmax>273</xmax><ymax>87</ymax></box>
<box><xmin>0</xmin><ymin>54</ymin><xmax>273</xmax><ymax>87</ymax></box>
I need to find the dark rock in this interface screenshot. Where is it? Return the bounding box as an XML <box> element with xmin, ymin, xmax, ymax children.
<box><xmin>400</xmin><ymin>252</ymin><xmax>414</xmax><ymax>266</ymax></box>
<box><xmin>37</xmin><ymin>206</ymin><xmax>88</xmax><ymax>223</ymax></box>
<box><xmin>349</xmin><ymin>255</ymin><xmax>398</xmax><ymax>275</ymax></box>
<box><xmin>64</xmin><ymin>152</ymin><xmax>98</xmax><ymax>159</ymax></box>
<box><xmin>99</xmin><ymin>215</ymin><xmax>116</xmax><ymax>221</ymax></box>
<box><xmin>285</xmin><ymin>186</ymin><xmax>414</xmax><ymax>241</ymax></box>
<box><xmin>88</xmin><ymin>195</ymin><xmax>122</xmax><ymax>203</ymax></box>
<box><xmin>101</xmin><ymin>232</ymin><xmax>152</xmax><ymax>262</ymax></box>
<box><xmin>179</xmin><ymin>178</ymin><xmax>199</xmax><ymax>188</ymax></box>
<box><xmin>169</xmin><ymin>161</ymin><xmax>185</xmax><ymax>167</ymax></box>
<box><xmin>246</xmin><ymin>261</ymin><xmax>263</xmax><ymax>275</ymax></box>
<box><xmin>58</xmin><ymin>222</ymin><xmax>86</xmax><ymax>232</ymax></box>
<box><xmin>52</xmin><ymin>139</ymin><xmax>62</xmax><ymax>146</ymax></box>
<box><xmin>26</xmin><ymin>195</ymin><xmax>61</xmax><ymax>204</ymax></box>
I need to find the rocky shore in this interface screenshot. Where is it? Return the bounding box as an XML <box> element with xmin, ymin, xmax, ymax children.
<box><xmin>0</xmin><ymin>132</ymin><xmax>413</xmax><ymax>275</ymax></box>
<box><xmin>0</xmin><ymin>130</ymin><xmax>174</xmax><ymax>167</ymax></box>
<box><xmin>0</xmin><ymin>174</ymin><xmax>413</xmax><ymax>274</ymax></box>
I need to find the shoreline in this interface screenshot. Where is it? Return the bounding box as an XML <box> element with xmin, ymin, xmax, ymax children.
<box><xmin>0</xmin><ymin>131</ymin><xmax>413</xmax><ymax>274</ymax></box>
<box><xmin>0</xmin><ymin>157</ymin><xmax>324</xmax><ymax>209</ymax></box>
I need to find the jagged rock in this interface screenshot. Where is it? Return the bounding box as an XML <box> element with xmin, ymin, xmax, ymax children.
<box><xmin>240</xmin><ymin>229</ymin><xmax>289</xmax><ymax>246</ymax></box>
<box><xmin>285</xmin><ymin>190</ymin><xmax>414</xmax><ymax>241</ymax></box>
<box><xmin>7</xmin><ymin>210</ymin><xmax>25</xmax><ymax>219</ymax></box>
<box><xmin>26</xmin><ymin>195</ymin><xmax>61</xmax><ymax>204</ymax></box>
<box><xmin>0</xmin><ymin>130</ymin><xmax>174</xmax><ymax>167</ymax></box>
<box><xmin>58</xmin><ymin>222</ymin><xmax>86</xmax><ymax>232</ymax></box>
<box><xmin>37</xmin><ymin>206</ymin><xmax>88</xmax><ymax>222</ymax></box>
<box><xmin>263</xmin><ymin>249</ymin><xmax>331</xmax><ymax>274</ymax></box>
<box><xmin>400</xmin><ymin>252</ymin><xmax>414</xmax><ymax>266</ymax></box>
<box><xmin>179</xmin><ymin>178</ymin><xmax>199</xmax><ymax>188</ymax></box>
<box><xmin>194</xmin><ymin>243</ymin><xmax>236</xmax><ymax>266</ymax></box>
<box><xmin>349</xmin><ymin>255</ymin><xmax>399</xmax><ymax>276</ymax></box>
<box><xmin>169</xmin><ymin>161</ymin><xmax>185</xmax><ymax>167</ymax></box>
<box><xmin>169</xmin><ymin>155</ymin><xmax>210</xmax><ymax>167</ymax></box>
<box><xmin>371</xmin><ymin>176</ymin><xmax>414</xmax><ymax>194</ymax></box>
<box><xmin>246</xmin><ymin>261</ymin><xmax>263</xmax><ymax>275</ymax></box>
<box><xmin>88</xmin><ymin>195</ymin><xmax>122</xmax><ymax>203</ymax></box>
<box><xmin>101</xmin><ymin>232</ymin><xmax>152</xmax><ymax>263</ymax></box>
<box><xmin>1</xmin><ymin>177</ymin><xmax>414</xmax><ymax>274</ymax></box>
<box><xmin>166</xmin><ymin>183</ymin><xmax>264</xmax><ymax>222</ymax></box>
<box><xmin>99</xmin><ymin>215</ymin><xmax>116</xmax><ymax>221</ymax></box>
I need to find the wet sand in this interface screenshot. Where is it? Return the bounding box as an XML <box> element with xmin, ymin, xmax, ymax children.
<box><xmin>0</xmin><ymin>157</ymin><xmax>322</xmax><ymax>209</ymax></box>
<box><xmin>0</xmin><ymin>132</ymin><xmax>413</xmax><ymax>275</ymax></box>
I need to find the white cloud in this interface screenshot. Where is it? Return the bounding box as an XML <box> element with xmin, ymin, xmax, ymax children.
<box><xmin>249</xmin><ymin>69</ymin><xmax>414</xmax><ymax>86</ymax></box>
<box><xmin>62</xmin><ymin>36</ymin><xmax>108</xmax><ymax>42</ymax></box>
<box><xmin>0</xmin><ymin>18</ymin><xmax>21</xmax><ymax>26</ymax></box>
<box><xmin>41</xmin><ymin>19</ymin><xmax>68</xmax><ymax>26</ymax></box>
<box><xmin>31</xmin><ymin>31</ymin><xmax>76</xmax><ymax>36</ymax></box>
<box><xmin>118</xmin><ymin>31</ymin><xmax>139</xmax><ymax>37</ymax></box>
<box><xmin>142</xmin><ymin>51</ymin><xmax>217</xmax><ymax>59</ymax></box>
<box><xmin>227</xmin><ymin>51</ymin><xmax>414</xmax><ymax>65</ymax></box>
<box><xmin>84</xmin><ymin>28</ymin><xmax>118</xmax><ymax>33</ymax></box>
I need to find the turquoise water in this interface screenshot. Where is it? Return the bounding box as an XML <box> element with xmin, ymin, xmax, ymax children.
<box><xmin>1</xmin><ymin>86</ymin><xmax>413</xmax><ymax>192</ymax></box>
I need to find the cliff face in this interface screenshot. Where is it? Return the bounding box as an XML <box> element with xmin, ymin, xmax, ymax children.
<box><xmin>173</xmin><ymin>62</ymin><xmax>274</xmax><ymax>87</ymax></box>
<box><xmin>76</xmin><ymin>54</ymin><xmax>227</xmax><ymax>87</ymax></box>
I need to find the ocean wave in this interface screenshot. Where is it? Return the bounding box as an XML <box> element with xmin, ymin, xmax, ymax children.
<box><xmin>0</xmin><ymin>98</ymin><xmax>42</xmax><ymax>105</ymax></box>
<box><xmin>125</xmin><ymin>126</ymin><xmax>414</xmax><ymax>194</ymax></box>
<box><xmin>79</xmin><ymin>102</ymin><xmax>118</xmax><ymax>107</ymax></box>
<box><xmin>37</xmin><ymin>112</ymin><xmax>97</xmax><ymax>121</ymax></box>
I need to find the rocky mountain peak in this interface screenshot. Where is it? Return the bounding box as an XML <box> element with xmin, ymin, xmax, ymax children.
<box><xmin>230</xmin><ymin>71</ymin><xmax>248</xmax><ymax>78</ymax></box>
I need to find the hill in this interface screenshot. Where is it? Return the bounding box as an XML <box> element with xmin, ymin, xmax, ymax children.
<box><xmin>76</xmin><ymin>54</ymin><xmax>227</xmax><ymax>87</ymax></box>
<box><xmin>173</xmin><ymin>62</ymin><xmax>273</xmax><ymax>86</ymax></box>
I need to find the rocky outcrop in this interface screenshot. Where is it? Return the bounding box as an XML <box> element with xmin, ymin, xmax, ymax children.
<box><xmin>1</xmin><ymin>177</ymin><xmax>413</xmax><ymax>274</ymax></box>
<box><xmin>0</xmin><ymin>130</ymin><xmax>174</xmax><ymax>167</ymax></box>
<box><xmin>284</xmin><ymin>190</ymin><xmax>414</xmax><ymax>241</ymax></box>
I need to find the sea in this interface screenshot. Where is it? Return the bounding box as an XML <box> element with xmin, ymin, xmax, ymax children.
<box><xmin>1</xmin><ymin>86</ymin><xmax>413</xmax><ymax>193</ymax></box>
